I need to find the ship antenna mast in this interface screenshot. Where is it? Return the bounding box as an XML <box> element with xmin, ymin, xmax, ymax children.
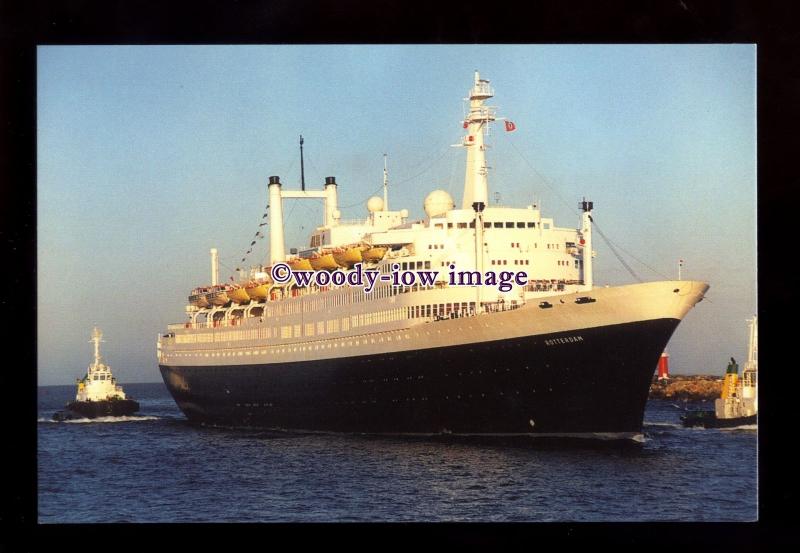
<box><xmin>383</xmin><ymin>153</ymin><xmax>389</xmax><ymax>211</ymax></box>
<box><xmin>90</xmin><ymin>326</ymin><xmax>104</xmax><ymax>369</ymax></box>
<box><xmin>460</xmin><ymin>70</ymin><xmax>496</xmax><ymax>209</ymax></box>
<box><xmin>300</xmin><ymin>135</ymin><xmax>305</xmax><ymax>191</ymax></box>
<box><xmin>747</xmin><ymin>315</ymin><xmax>758</xmax><ymax>369</ymax></box>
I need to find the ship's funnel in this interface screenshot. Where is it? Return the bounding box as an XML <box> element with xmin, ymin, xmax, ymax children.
<box><xmin>210</xmin><ymin>248</ymin><xmax>219</xmax><ymax>285</ymax></box>
<box><xmin>268</xmin><ymin>176</ymin><xmax>285</xmax><ymax>264</ymax></box>
<box><xmin>324</xmin><ymin>176</ymin><xmax>339</xmax><ymax>227</ymax></box>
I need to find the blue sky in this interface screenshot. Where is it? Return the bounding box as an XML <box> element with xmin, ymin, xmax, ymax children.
<box><xmin>37</xmin><ymin>45</ymin><xmax>755</xmax><ymax>384</ymax></box>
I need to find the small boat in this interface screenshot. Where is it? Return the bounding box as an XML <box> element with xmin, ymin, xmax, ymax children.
<box><xmin>244</xmin><ymin>280</ymin><xmax>270</xmax><ymax>300</ymax></box>
<box><xmin>681</xmin><ymin>316</ymin><xmax>758</xmax><ymax>428</ymax></box>
<box><xmin>207</xmin><ymin>285</ymin><xmax>231</xmax><ymax>306</ymax></box>
<box><xmin>227</xmin><ymin>285</ymin><xmax>251</xmax><ymax>304</ymax></box>
<box><xmin>53</xmin><ymin>327</ymin><xmax>139</xmax><ymax>420</ymax></box>
<box><xmin>309</xmin><ymin>252</ymin><xmax>341</xmax><ymax>271</ymax></box>
<box><xmin>287</xmin><ymin>257</ymin><xmax>313</xmax><ymax>271</ymax></box>
<box><xmin>362</xmin><ymin>246</ymin><xmax>387</xmax><ymax>263</ymax></box>
<box><xmin>332</xmin><ymin>245</ymin><xmax>367</xmax><ymax>268</ymax></box>
<box><xmin>188</xmin><ymin>286</ymin><xmax>211</xmax><ymax>308</ymax></box>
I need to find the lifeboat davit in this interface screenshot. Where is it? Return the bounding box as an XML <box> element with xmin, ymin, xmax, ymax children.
<box><xmin>287</xmin><ymin>257</ymin><xmax>313</xmax><ymax>271</ymax></box>
<box><xmin>332</xmin><ymin>245</ymin><xmax>368</xmax><ymax>268</ymax></box>
<box><xmin>310</xmin><ymin>252</ymin><xmax>341</xmax><ymax>271</ymax></box>
<box><xmin>362</xmin><ymin>246</ymin><xmax>388</xmax><ymax>263</ymax></box>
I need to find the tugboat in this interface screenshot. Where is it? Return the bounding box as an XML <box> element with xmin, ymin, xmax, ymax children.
<box><xmin>681</xmin><ymin>316</ymin><xmax>758</xmax><ymax>428</ymax></box>
<box><xmin>52</xmin><ymin>327</ymin><xmax>139</xmax><ymax>421</ymax></box>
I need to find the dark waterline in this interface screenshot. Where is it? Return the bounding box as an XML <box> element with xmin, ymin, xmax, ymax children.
<box><xmin>37</xmin><ymin>383</ymin><xmax>756</xmax><ymax>523</ymax></box>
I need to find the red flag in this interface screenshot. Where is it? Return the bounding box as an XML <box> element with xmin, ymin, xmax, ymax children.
<box><xmin>504</xmin><ymin>120</ymin><xmax>516</xmax><ymax>132</ymax></box>
<box><xmin>463</xmin><ymin>121</ymin><xmax>469</xmax><ymax>129</ymax></box>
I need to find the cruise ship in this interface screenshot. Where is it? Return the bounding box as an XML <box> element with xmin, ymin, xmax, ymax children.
<box><xmin>157</xmin><ymin>71</ymin><xmax>709</xmax><ymax>441</ymax></box>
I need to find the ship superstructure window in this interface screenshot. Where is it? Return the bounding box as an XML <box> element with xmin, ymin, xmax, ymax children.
<box><xmin>516</xmin><ymin>222</ymin><xmax>525</xmax><ymax>228</ymax></box>
<box><xmin>493</xmin><ymin>222</ymin><xmax>502</xmax><ymax>228</ymax></box>
<box><xmin>457</xmin><ymin>223</ymin><xmax>467</xmax><ymax>229</ymax></box>
<box><xmin>527</xmin><ymin>222</ymin><xmax>535</xmax><ymax>228</ymax></box>
<box><xmin>505</xmin><ymin>222</ymin><xmax>514</xmax><ymax>228</ymax></box>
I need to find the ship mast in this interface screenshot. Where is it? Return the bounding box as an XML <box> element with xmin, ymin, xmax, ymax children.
<box><xmin>383</xmin><ymin>153</ymin><xmax>389</xmax><ymax>211</ymax></box>
<box><xmin>580</xmin><ymin>199</ymin><xmax>594</xmax><ymax>290</ymax></box>
<box><xmin>461</xmin><ymin>71</ymin><xmax>495</xmax><ymax>209</ymax></box>
<box><xmin>300</xmin><ymin>135</ymin><xmax>305</xmax><ymax>191</ymax></box>
<box><xmin>745</xmin><ymin>315</ymin><xmax>758</xmax><ymax>371</ymax></box>
<box><xmin>90</xmin><ymin>327</ymin><xmax>104</xmax><ymax>371</ymax></box>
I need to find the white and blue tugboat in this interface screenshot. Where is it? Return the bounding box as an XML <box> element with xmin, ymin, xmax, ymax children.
<box><xmin>53</xmin><ymin>327</ymin><xmax>139</xmax><ymax>421</ymax></box>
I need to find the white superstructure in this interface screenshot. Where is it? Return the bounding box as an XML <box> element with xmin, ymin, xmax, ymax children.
<box><xmin>76</xmin><ymin>327</ymin><xmax>128</xmax><ymax>402</ymax></box>
<box><xmin>158</xmin><ymin>71</ymin><xmax>697</xmax><ymax>370</ymax></box>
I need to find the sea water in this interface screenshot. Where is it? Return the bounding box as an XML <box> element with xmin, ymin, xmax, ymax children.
<box><xmin>37</xmin><ymin>382</ymin><xmax>757</xmax><ymax>522</ymax></box>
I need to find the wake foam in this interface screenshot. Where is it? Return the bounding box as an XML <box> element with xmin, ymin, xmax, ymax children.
<box><xmin>39</xmin><ymin>415</ymin><xmax>160</xmax><ymax>423</ymax></box>
<box><xmin>644</xmin><ymin>421</ymin><xmax>683</xmax><ymax>429</ymax></box>
<box><xmin>720</xmin><ymin>424</ymin><xmax>757</xmax><ymax>431</ymax></box>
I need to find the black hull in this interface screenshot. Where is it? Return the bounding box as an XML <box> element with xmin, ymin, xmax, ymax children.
<box><xmin>160</xmin><ymin>318</ymin><xmax>680</xmax><ymax>438</ymax></box>
<box><xmin>60</xmin><ymin>399</ymin><xmax>140</xmax><ymax>419</ymax></box>
<box><xmin>681</xmin><ymin>410</ymin><xmax>757</xmax><ymax>428</ymax></box>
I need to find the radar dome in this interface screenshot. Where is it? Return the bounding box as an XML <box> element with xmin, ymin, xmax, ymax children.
<box><xmin>367</xmin><ymin>196</ymin><xmax>384</xmax><ymax>213</ymax></box>
<box><xmin>424</xmin><ymin>190</ymin><xmax>455</xmax><ymax>218</ymax></box>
